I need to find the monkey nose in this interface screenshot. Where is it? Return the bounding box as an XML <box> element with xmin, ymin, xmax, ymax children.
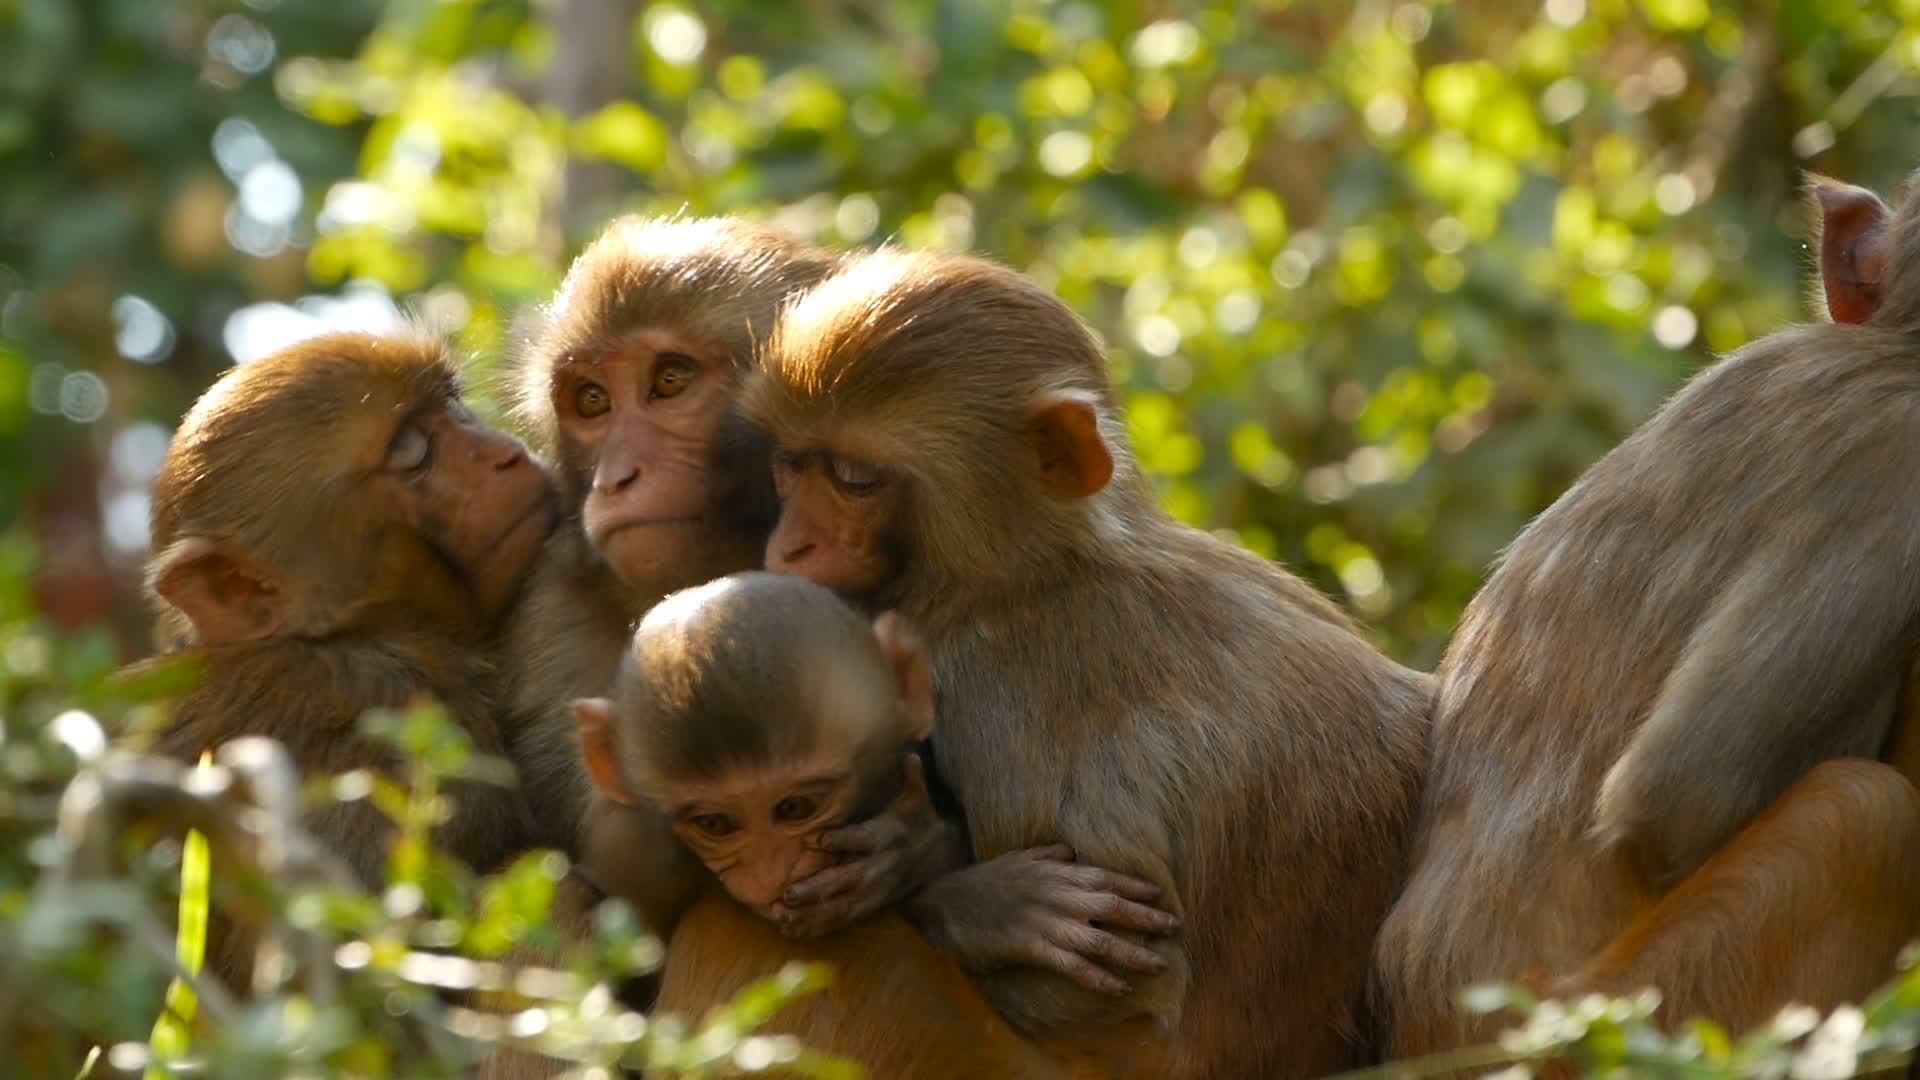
<box><xmin>595</xmin><ymin>465</ymin><xmax>640</xmax><ymax>493</ymax></box>
<box><xmin>775</xmin><ymin>541</ymin><xmax>815</xmax><ymax>568</ymax></box>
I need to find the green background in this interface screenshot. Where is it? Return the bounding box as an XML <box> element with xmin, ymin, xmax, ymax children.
<box><xmin>4</xmin><ymin>0</ymin><xmax>1916</xmax><ymax>666</ymax></box>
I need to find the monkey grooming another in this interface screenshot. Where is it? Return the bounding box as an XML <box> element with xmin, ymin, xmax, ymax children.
<box><xmin>137</xmin><ymin>332</ymin><xmax>555</xmax><ymax>993</ymax></box>
<box><xmin>1372</xmin><ymin>170</ymin><xmax>1920</xmax><ymax>1061</ymax></box>
<box><xmin>743</xmin><ymin>249</ymin><xmax>1434</xmax><ymax>1078</ymax></box>
<box><xmin>570</xmin><ymin>571</ymin><xmax>1178</xmax><ymax>1079</ymax></box>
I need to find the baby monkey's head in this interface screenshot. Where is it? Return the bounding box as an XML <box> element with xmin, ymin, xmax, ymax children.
<box><xmin>573</xmin><ymin>571</ymin><xmax>933</xmax><ymax>919</ymax></box>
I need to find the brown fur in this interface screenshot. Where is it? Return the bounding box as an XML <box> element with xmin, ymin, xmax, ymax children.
<box><xmin>499</xmin><ymin>216</ymin><xmax>836</xmax><ymax>859</ymax></box>
<box><xmin>1375</xmin><ymin>173</ymin><xmax>1920</xmax><ymax>1056</ymax></box>
<box><xmin>743</xmin><ymin>249</ymin><xmax>1434</xmax><ymax>1078</ymax></box>
<box><xmin>657</xmin><ymin>890</ymin><xmax>1090</xmax><ymax>1079</ymax></box>
<box><xmin>139</xmin><ymin>333</ymin><xmax>549</xmax><ymax>994</ymax></box>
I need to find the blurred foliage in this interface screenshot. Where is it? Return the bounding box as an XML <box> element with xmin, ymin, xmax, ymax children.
<box><xmin>0</xmin><ymin>532</ymin><xmax>849</xmax><ymax>1077</ymax></box>
<box><xmin>8</xmin><ymin>0</ymin><xmax>1920</xmax><ymax>1070</ymax></box>
<box><xmin>11</xmin><ymin>0</ymin><xmax>1920</xmax><ymax>661</ymax></box>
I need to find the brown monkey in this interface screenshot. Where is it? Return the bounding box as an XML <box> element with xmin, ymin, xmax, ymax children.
<box><xmin>498</xmin><ymin>216</ymin><xmax>839</xmax><ymax>931</ymax></box>
<box><xmin>567</xmin><ymin>571</ymin><xmax>1179</xmax><ymax>1078</ymax></box>
<box><xmin>1372</xmin><ymin>171</ymin><xmax>1920</xmax><ymax>1060</ymax></box>
<box><xmin>740</xmin><ymin>248</ymin><xmax>1434</xmax><ymax>1078</ymax></box>
<box><xmin>137</xmin><ymin>332</ymin><xmax>555</xmax><ymax>993</ymax></box>
<box><xmin>500</xmin><ymin>215</ymin><xmax>1172</xmax><ymax>949</ymax></box>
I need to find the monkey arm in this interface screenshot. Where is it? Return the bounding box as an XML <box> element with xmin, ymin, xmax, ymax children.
<box><xmin>903</xmin><ymin>845</ymin><xmax>1182</xmax><ymax>1036</ymax></box>
<box><xmin>1595</xmin><ymin>520</ymin><xmax>1920</xmax><ymax>886</ymax></box>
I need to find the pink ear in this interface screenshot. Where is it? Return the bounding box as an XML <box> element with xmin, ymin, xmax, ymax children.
<box><xmin>572</xmin><ymin>697</ymin><xmax>639</xmax><ymax>806</ymax></box>
<box><xmin>1813</xmin><ymin>179</ymin><xmax>1893</xmax><ymax>325</ymax></box>
<box><xmin>1027</xmin><ymin>394</ymin><xmax>1114</xmax><ymax>499</ymax></box>
<box><xmin>149</xmin><ymin>538</ymin><xmax>285</xmax><ymax>645</ymax></box>
<box><xmin>872</xmin><ymin>611</ymin><xmax>935</xmax><ymax>742</ymax></box>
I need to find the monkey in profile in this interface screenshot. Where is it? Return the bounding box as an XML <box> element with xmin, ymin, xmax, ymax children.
<box><xmin>1372</xmin><ymin>170</ymin><xmax>1920</xmax><ymax>1058</ymax></box>
<box><xmin>569</xmin><ymin>571</ymin><xmax>1177</xmax><ymax>1079</ymax></box>
<box><xmin>743</xmin><ymin>248</ymin><xmax>1434</xmax><ymax>1078</ymax></box>
<box><xmin>136</xmin><ymin>332</ymin><xmax>554</xmax><ymax>993</ymax></box>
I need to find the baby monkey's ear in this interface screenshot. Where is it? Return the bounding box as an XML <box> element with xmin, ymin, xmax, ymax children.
<box><xmin>872</xmin><ymin>612</ymin><xmax>935</xmax><ymax>742</ymax></box>
<box><xmin>572</xmin><ymin>697</ymin><xmax>639</xmax><ymax>807</ymax></box>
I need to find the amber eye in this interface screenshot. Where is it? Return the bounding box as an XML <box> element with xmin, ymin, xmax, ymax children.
<box><xmin>386</xmin><ymin>425</ymin><xmax>431</xmax><ymax>472</ymax></box>
<box><xmin>574</xmin><ymin>382</ymin><xmax>611</xmax><ymax>419</ymax></box>
<box><xmin>828</xmin><ymin>455</ymin><xmax>883</xmax><ymax>495</ymax></box>
<box><xmin>773</xmin><ymin>795</ymin><xmax>819</xmax><ymax>824</ymax></box>
<box><xmin>650</xmin><ymin>354</ymin><xmax>698</xmax><ymax>400</ymax></box>
<box><xmin>689</xmin><ymin>812</ymin><xmax>737</xmax><ymax>838</ymax></box>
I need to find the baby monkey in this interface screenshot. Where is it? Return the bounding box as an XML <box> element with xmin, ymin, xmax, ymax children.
<box><xmin>573</xmin><ymin>571</ymin><xmax>946</xmax><ymax>923</ymax></box>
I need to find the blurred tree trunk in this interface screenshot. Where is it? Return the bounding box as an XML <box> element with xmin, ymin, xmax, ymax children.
<box><xmin>543</xmin><ymin>0</ymin><xmax>641</xmax><ymax>247</ymax></box>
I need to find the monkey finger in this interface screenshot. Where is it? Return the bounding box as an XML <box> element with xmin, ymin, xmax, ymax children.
<box><xmin>1029</xmin><ymin>943</ymin><xmax>1131</xmax><ymax>997</ymax></box>
<box><xmin>811</xmin><ymin>820</ymin><xmax>891</xmax><ymax>856</ymax></box>
<box><xmin>1052</xmin><ymin>924</ymin><xmax>1169</xmax><ymax>977</ymax></box>
<box><xmin>782</xmin><ymin>862</ymin><xmax>868</xmax><ymax>906</ymax></box>
<box><xmin>1067</xmin><ymin>893</ymin><xmax>1181</xmax><ymax>937</ymax></box>
<box><xmin>1068</xmin><ymin>866</ymin><xmax>1164</xmax><ymax>904</ymax></box>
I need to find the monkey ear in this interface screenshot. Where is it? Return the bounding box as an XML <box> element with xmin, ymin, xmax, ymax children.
<box><xmin>872</xmin><ymin>611</ymin><xmax>935</xmax><ymax>741</ymax></box>
<box><xmin>1810</xmin><ymin>177</ymin><xmax>1893</xmax><ymax>324</ymax></box>
<box><xmin>573</xmin><ymin>697</ymin><xmax>641</xmax><ymax>807</ymax></box>
<box><xmin>149</xmin><ymin>538</ymin><xmax>286</xmax><ymax>645</ymax></box>
<box><xmin>1027</xmin><ymin>393</ymin><xmax>1114</xmax><ymax>499</ymax></box>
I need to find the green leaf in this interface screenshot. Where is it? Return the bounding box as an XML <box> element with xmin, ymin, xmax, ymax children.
<box><xmin>144</xmin><ymin>826</ymin><xmax>209</xmax><ymax>1079</ymax></box>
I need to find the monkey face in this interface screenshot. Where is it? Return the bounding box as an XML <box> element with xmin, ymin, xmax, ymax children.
<box><xmin>382</xmin><ymin>398</ymin><xmax>558</xmax><ymax>620</ymax></box>
<box><xmin>553</xmin><ymin>328</ymin><xmax>753</xmax><ymax>590</ymax></box>
<box><xmin>765</xmin><ymin>445</ymin><xmax>904</xmax><ymax>602</ymax></box>
<box><xmin>661</xmin><ymin>765</ymin><xmax>862</xmax><ymax>916</ymax></box>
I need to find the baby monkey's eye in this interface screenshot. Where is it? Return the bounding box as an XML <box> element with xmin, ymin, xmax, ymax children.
<box><xmin>575</xmin><ymin>382</ymin><xmax>611</xmax><ymax>419</ymax></box>
<box><xmin>689</xmin><ymin>812</ymin><xmax>737</xmax><ymax>837</ymax></box>
<box><xmin>773</xmin><ymin>795</ymin><xmax>819</xmax><ymax>823</ymax></box>
<box><xmin>828</xmin><ymin>455</ymin><xmax>883</xmax><ymax>495</ymax></box>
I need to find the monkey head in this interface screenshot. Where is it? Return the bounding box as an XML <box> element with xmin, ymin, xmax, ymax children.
<box><xmin>571</xmin><ymin>571</ymin><xmax>933</xmax><ymax>919</ymax></box>
<box><xmin>146</xmin><ymin>333</ymin><xmax>557</xmax><ymax>648</ymax></box>
<box><xmin>510</xmin><ymin>216</ymin><xmax>838</xmax><ymax>598</ymax></box>
<box><xmin>742</xmin><ymin>248</ymin><xmax>1138</xmax><ymax>616</ymax></box>
<box><xmin>1807</xmin><ymin>169</ymin><xmax>1920</xmax><ymax>327</ymax></box>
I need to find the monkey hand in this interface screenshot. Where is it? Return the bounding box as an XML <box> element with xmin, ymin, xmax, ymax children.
<box><xmin>777</xmin><ymin>753</ymin><xmax>959</xmax><ymax>938</ymax></box>
<box><xmin>907</xmin><ymin>844</ymin><xmax>1181</xmax><ymax>997</ymax></box>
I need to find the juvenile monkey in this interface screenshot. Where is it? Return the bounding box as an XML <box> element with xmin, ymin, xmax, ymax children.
<box><xmin>744</xmin><ymin>249</ymin><xmax>1434</xmax><ymax>1078</ymax></box>
<box><xmin>1372</xmin><ymin>170</ymin><xmax>1920</xmax><ymax>1058</ymax></box>
<box><xmin>569</xmin><ymin>571</ymin><xmax>1176</xmax><ymax>1079</ymax></box>
<box><xmin>500</xmin><ymin>214</ymin><xmax>1170</xmax><ymax>951</ymax></box>
<box><xmin>137</xmin><ymin>332</ymin><xmax>554</xmax><ymax>992</ymax></box>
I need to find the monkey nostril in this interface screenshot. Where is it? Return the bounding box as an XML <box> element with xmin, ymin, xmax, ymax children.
<box><xmin>781</xmin><ymin>542</ymin><xmax>815</xmax><ymax>566</ymax></box>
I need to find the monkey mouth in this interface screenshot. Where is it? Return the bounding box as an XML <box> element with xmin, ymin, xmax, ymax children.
<box><xmin>596</xmin><ymin>515</ymin><xmax>707</xmax><ymax>544</ymax></box>
<box><xmin>493</xmin><ymin>495</ymin><xmax>561</xmax><ymax>551</ymax></box>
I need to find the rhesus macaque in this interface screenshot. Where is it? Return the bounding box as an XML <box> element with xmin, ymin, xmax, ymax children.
<box><xmin>569</xmin><ymin>571</ymin><xmax>1179</xmax><ymax>1078</ymax></box>
<box><xmin>500</xmin><ymin>214</ymin><xmax>1164</xmax><ymax>946</ymax></box>
<box><xmin>1372</xmin><ymin>171</ymin><xmax>1920</xmax><ymax>1060</ymax></box>
<box><xmin>477</xmin><ymin>217</ymin><xmax>841</xmax><ymax>1080</ymax></box>
<box><xmin>498</xmin><ymin>216</ymin><xmax>841</xmax><ymax>924</ymax></box>
<box><xmin>137</xmin><ymin>332</ymin><xmax>555</xmax><ymax>992</ymax></box>
<box><xmin>741</xmin><ymin>249</ymin><xmax>1434</xmax><ymax>1078</ymax></box>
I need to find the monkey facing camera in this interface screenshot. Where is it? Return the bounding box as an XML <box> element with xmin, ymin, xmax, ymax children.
<box><xmin>571</xmin><ymin>571</ymin><xmax>940</xmax><ymax>924</ymax></box>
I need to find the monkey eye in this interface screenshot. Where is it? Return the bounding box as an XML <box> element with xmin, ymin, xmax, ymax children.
<box><xmin>650</xmin><ymin>354</ymin><xmax>698</xmax><ymax>400</ymax></box>
<box><xmin>689</xmin><ymin>812</ymin><xmax>737</xmax><ymax>838</ymax></box>
<box><xmin>386</xmin><ymin>425</ymin><xmax>431</xmax><ymax>472</ymax></box>
<box><xmin>828</xmin><ymin>455</ymin><xmax>883</xmax><ymax>495</ymax></box>
<box><xmin>574</xmin><ymin>381</ymin><xmax>611</xmax><ymax>419</ymax></box>
<box><xmin>773</xmin><ymin>794</ymin><xmax>820</xmax><ymax>824</ymax></box>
